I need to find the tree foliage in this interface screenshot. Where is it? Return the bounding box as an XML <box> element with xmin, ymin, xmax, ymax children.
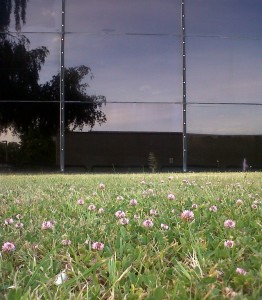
<box><xmin>0</xmin><ymin>0</ymin><xmax>28</xmax><ymax>32</ymax></box>
<box><xmin>0</xmin><ymin>35</ymin><xmax>48</xmax><ymax>102</ymax></box>
<box><xmin>0</xmin><ymin>1</ymin><xmax>106</xmax><ymax>138</ymax></box>
<box><xmin>0</xmin><ymin>36</ymin><xmax>106</xmax><ymax>137</ymax></box>
<box><xmin>40</xmin><ymin>65</ymin><xmax>106</xmax><ymax>133</ymax></box>
<box><xmin>0</xmin><ymin>1</ymin><xmax>107</xmax><ymax>164</ymax></box>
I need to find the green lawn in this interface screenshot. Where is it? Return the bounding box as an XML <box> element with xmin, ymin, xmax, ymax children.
<box><xmin>0</xmin><ymin>172</ymin><xmax>261</xmax><ymax>299</ymax></box>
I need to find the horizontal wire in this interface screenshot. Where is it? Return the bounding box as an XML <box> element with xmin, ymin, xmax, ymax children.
<box><xmin>2</xmin><ymin>31</ymin><xmax>262</xmax><ymax>40</ymax></box>
<box><xmin>0</xmin><ymin>100</ymin><xmax>179</xmax><ymax>104</ymax></box>
<box><xmin>187</xmin><ymin>102</ymin><xmax>262</xmax><ymax>106</ymax></box>
<box><xmin>186</xmin><ymin>34</ymin><xmax>262</xmax><ymax>41</ymax></box>
<box><xmin>1</xmin><ymin>31</ymin><xmax>181</xmax><ymax>37</ymax></box>
<box><xmin>0</xmin><ymin>100</ymin><xmax>261</xmax><ymax>105</ymax></box>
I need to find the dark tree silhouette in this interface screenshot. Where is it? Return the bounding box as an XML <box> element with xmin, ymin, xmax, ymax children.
<box><xmin>0</xmin><ymin>1</ymin><xmax>107</xmax><ymax>164</ymax></box>
<box><xmin>0</xmin><ymin>36</ymin><xmax>106</xmax><ymax>164</ymax></box>
<box><xmin>0</xmin><ymin>0</ymin><xmax>28</xmax><ymax>32</ymax></box>
<box><xmin>0</xmin><ymin>35</ymin><xmax>48</xmax><ymax>103</ymax></box>
<box><xmin>0</xmin><ymin>38</ymin><xmax>106</xmax><ymax>136</ymax></box>
<box><xmin>40</xmin><ymin>65</ymin><xmax>106</xmax><ymax>134</ymax></box>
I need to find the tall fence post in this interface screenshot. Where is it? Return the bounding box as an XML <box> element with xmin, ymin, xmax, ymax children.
<box><xmin>181</xmin><ymin>0</ymin><xmax>187</xmax><ymax>172</ymax></box>
<box><xmin>60</xmin><ymin>0</ymin><xmax>65</xmax><ymax>172</ymax></box>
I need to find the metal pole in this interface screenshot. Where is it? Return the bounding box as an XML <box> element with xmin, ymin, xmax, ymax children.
<box><xmin>181</xmin><ymin>0</ymin><xmax>187</xmax><ymax>172</ymax></box>
<box><xmin>60</xmin><ymin>0</ymin><xmax>65</xmax><ymax>172</ymax></box>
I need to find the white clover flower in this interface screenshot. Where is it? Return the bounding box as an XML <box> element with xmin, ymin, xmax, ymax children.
<box><xmin>161</xmin><ymin>223</ymin><xmax>169</xmax><ymax>230</ymax></box>
<box><xmin>115</xmin><ymin>210</ymin><xmax>126</xmax><ymax>219</ymax></box>
<box><xmin>167</xmin><ymin>194</ymin><xmax>175</xmax><ymax>200</ymax></box>
<box><xmin>224</xmin><ymin>219</ymin><xmax>236</xmax><ymax>228</ymax></box>
<box><xmin>181</xmin><ymin>210</ymin><xmax>194</xmax><ymax>221</ymax></box>
<box><xmin>143</xmin><ymin>219</ymin><xmax>154</xmax><ymax>228</ymax></box>
<box><xmin>129</xmin><ymin>199</ymin><xmax>137</xmax><ymax>206</ymax></box>
<box><xmin>118</xmin><ymin>218</ymin><xmax>129</xmax><ymax>225</ymax></box>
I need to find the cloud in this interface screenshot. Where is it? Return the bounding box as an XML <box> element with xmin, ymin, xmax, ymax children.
<box><xmin>91</xmin><ymin>103</ymin><xmax>182</xmax><ymax>132</ymax></box>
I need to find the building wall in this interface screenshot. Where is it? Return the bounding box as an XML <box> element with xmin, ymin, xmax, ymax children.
<box><xmin>63</xmin><ymin>132</ymin><xmax>262</xmax><ymax>171</ymax></box>
<box><xmin>64</xmin><ymin>132</ymin><xmax>182</xmax><ymax>171</ymax></box>
<box><xmin>188</xmin><ymin>135</ymin><xmax>262</xmax><ymax>169</ymax></box>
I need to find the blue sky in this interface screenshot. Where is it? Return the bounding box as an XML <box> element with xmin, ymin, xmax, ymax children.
<box><xmin>1</xmin><ymin>0</ymin><xmax>262</xmax><ymax>140</ymax></box>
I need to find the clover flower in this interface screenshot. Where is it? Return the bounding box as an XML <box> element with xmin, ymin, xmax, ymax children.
<box><xmin>209</xmin><ymin>205</ymin><xmax>218</xmax><ymax>212</ymax></box>
<box><xmin>224</xmin><ymin>219</ymin><xmax>236</xmax><ymax>228</ymax></box>
<box><xmin>61</xmin><ymin>239</ymin><xmax>72</xmax><ymax>246</ymax></box>
<box><xmin>224</xmin><ymin>240</ymin><xmax>234</xmax><ymax>248</ymax></box>
<box><xmin>88</xmin><ymin>204</ymin><xmax>96</xmax><ymax>211</ymax></box>
<box><xmin>2</xmin><ymin>242</ymin><xmax>15</xmax><ymax>252</ymax></box>
<box><xmin>115</xmin><ymin>210</ymin><xmax>125</xmax><ymax>219</ymax></box>
<box><xmin>99</xmin><ymin>183</ymin><xmax>105</xmax><ymax>190</ymax></box>
<box><xmin>134</xmin><ymin>214</ymin><xmax>140</xmax><ymax>219</ymax></box>
<box><xmin>118</xmin><ymin>218</ymin><xmax>129</xmax><ymax>225</ymax></box>
<box><xmin>167</xmin><ymin>194</ymin><xmax>175</xmax><ymax>200</ymax></box>
<box><xmin>92</xmin><ymin>242</ymin><xmax>104</xmax><ymax>251</ymax></box>
<box><xmin>236</xmin><ymin>267</ymin><xmax>247</xmax><ymax>275</ymax></box>
<box><xmin>4</xmin><ymin>218</ymin><xmax>14</xmax><ymax>225</ymax></box>
<box><xmin>116</xmin><ymin>196</ymin><xmax>124</xmax><ymax>201</ymax></box>
<box><xmin>15</xmin><ymin>222</ymin><xmax>24</xmax><ymax>228</ymax></box>
<box><xmin>41</xmin><ymin>221</ymin><xmax>54</xmax><ymax>230</ymax></box>
<box><xmin>150</xmin><ymin>209</ymin><xmax>157</xmax><ymax>216</ymax></box>
<box><xmin>77</xmin><ymin>198</ymin><xmax>84</xmax><ymax>205</ymax></box>
<box><xmin>161</xmin><ymin>223</ymin><xmax>169</xmax><ymax>230</ymax></box>
<box><xmin>143</xmin><ymin>219</ymin><xmax>154</xmax><ymax>228</ymax></box>
<box><xmin>98</xmin><ymin>208</ymin><xmax>104</xmax><ymax>214</ymax></box>
<box><xmin>180</xmin><ymin>210</ymin><xmax>194</xmax><ymax>221</ymax></box>
<box><xmin>191</xmin><ymin>203</ymin><xmax>198</xmax><ymax>209</ymax></box>
<box><xmin>251</xmin><ymin>203</ymin><xmax>258</xmax><ymax>209</ymax></box>
<box><xmin>236</xmin><ymin>199</ymin><xmax>243</xmax><ymax>206</ymax></box>
<box><xmin>129</xmin><ymin>199</ymin><xmax>137</xmax><ymax>206</ymax></box>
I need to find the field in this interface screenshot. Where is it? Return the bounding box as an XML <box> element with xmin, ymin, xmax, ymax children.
<box><xmin>0</xmin><ymin>172</ymin><xmax>261</xmax><ymax>299</ymax></box>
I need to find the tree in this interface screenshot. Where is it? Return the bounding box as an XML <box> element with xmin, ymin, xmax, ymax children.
<box><xmin>40</xmin><ymin>65</ymin><xmax>106</xmax><ymax>134</ymax></box>
<box><xmin>0</xmin><ymin>35</ymin><xmax>48</xmax><ymax>101</ymax></box>
<box><xmin>0</xmin><ymin>0</ymin><xmax>107</xmax><ymax>164</ymax></box>
<box><xmin>0</xmin><ymin>0</ymin><xmax>28</xmax><ymax>32</ymax></box>
<box><xmin>0</xmin><ymin>37</ymin><xmax>106</xmax><ymax>163</ymax></box>
<box><xmin>0</xmin><ymin>43</ymin><xmax>106</xmax><ymax>137</ymax></box>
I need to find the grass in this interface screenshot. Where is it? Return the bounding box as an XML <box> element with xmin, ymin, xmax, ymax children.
<box><xmin>0</xmin><ymin>172</ymin><xmax>261</xmax><ymax>299</ymax></box>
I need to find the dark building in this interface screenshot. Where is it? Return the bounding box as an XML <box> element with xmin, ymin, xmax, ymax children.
<box><xmin>61</xmin><ymin>132</ymin><xmax>262</xmax><ymax>172</ymax></box>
